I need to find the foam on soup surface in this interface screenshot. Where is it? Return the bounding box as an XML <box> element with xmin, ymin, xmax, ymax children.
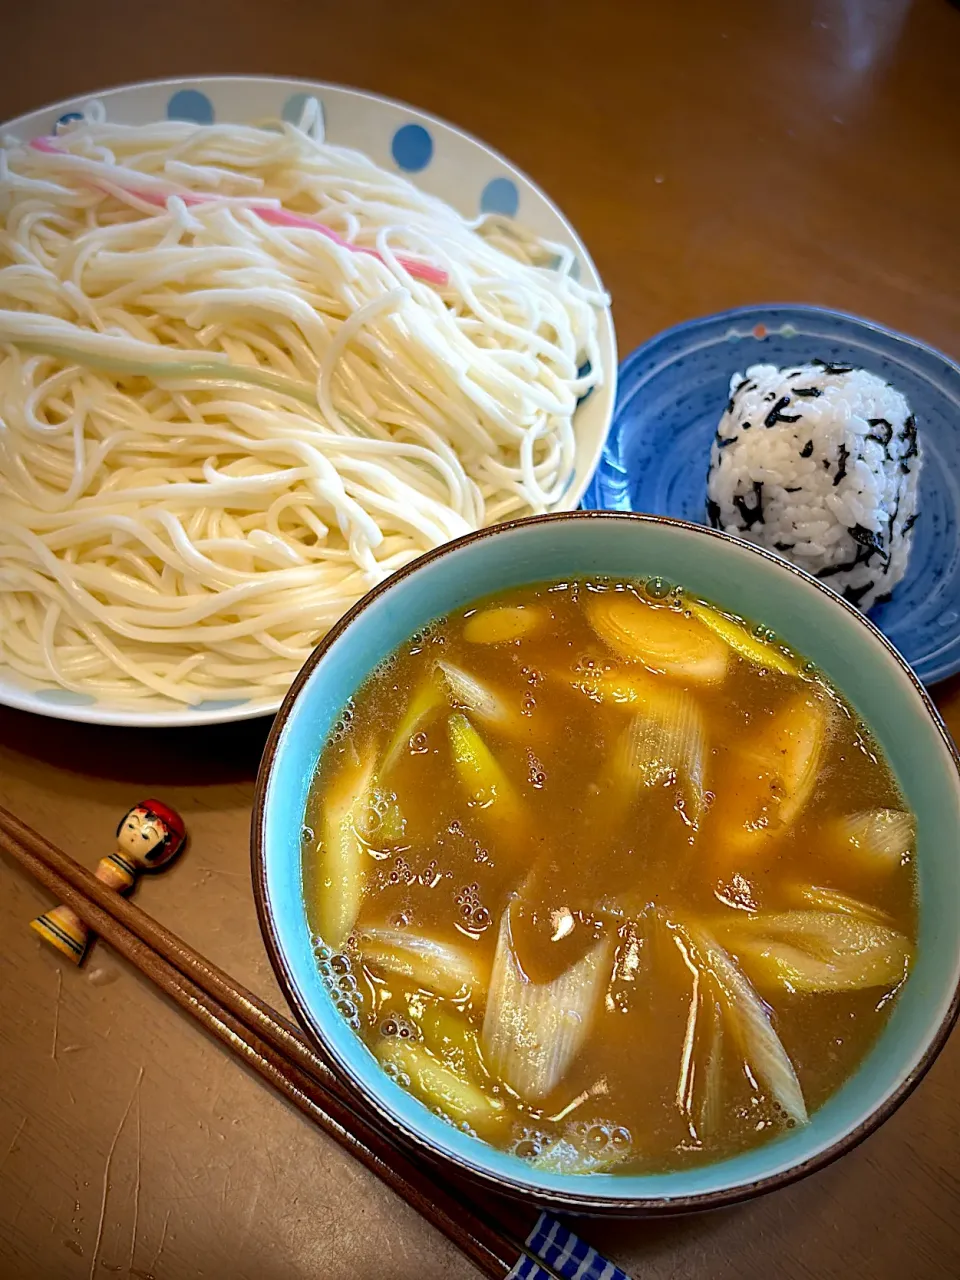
<box><xmin>302</xmin><ymin>578</ymin><xmax>917</xmax><ymax>1174</ymax></box>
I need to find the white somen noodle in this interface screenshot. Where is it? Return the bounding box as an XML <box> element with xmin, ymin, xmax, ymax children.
<box><xmin>0</xmin><ymin>100</ymin><xmax>606</xmax><ymax>706</ymax></box>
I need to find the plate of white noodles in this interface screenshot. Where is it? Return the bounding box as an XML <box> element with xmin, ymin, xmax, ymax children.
<box><xmin>0</xmin><ymin>76</ymin><xmax>615</xmax><ymax>726</ymax></box>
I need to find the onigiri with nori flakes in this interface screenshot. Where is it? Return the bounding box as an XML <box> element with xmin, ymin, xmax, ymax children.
<box><xmin>706</xmin><ymin>361</ymin><xmax>922</xmax><ymax>610</ymax></box>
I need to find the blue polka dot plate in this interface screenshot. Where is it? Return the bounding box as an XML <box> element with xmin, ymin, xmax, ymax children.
<box><xmin>0</xmin><ymin>76</ymin><xmax>615</xmax><ymax>727</ymax></box>
<box><xmin>583</xmin><ymin>303</ymin><xmax>960</xmax><ymax>685</ymax></box>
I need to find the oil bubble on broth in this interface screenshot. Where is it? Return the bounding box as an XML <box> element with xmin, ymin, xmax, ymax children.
<box><xmin>302</xmin><ymin>579</ymin><xmax>917</xmax><ymax>1175</ymax></box>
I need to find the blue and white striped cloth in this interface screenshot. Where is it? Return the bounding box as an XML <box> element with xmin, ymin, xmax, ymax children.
<box><xmin>508</xmin><ymin>1212</ymin><xmax>633</xmax><ymax>1279</ymax></box>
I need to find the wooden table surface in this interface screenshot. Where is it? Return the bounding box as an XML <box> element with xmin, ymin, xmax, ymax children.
<box><xmin>2</xmin><ymin>1</ymin><xmax>959</xmax><ymax>1277</ymax></box>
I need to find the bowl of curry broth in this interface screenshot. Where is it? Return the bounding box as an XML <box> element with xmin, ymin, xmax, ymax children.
<box><xmin>253</xmin><ymin>512</ymin><xmax>960</xmax><ymax>1211</ymax></box>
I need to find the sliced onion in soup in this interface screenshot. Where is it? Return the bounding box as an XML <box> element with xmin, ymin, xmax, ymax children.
<box><xmin>687</xmin><ymin>601</ymin><xmax>802</xmax><ymax>677</ymax></box>
<box><xmin>763</xmin><ymin>692</ymin><xmax>828</xmax><ymax>824</ymax></box>
<box><xmin>714</xmin><ymin>691</ymin><xmax>830</xmax><ymax>859</ymax></box>
<box><xmin>316</xmin><ymin>748</ymin><xmax>378</xmax><ymax>951</ymax></box>
<box><xmin>447</xmin><ymin>712</ymin><xmax>522</xmax><ymax>821</ymax></box>
<box><xmin>794</xmin><ymin>884</ymin><xmax>893</xmax><ymax>923</ymax></box>
<box><xmin>418</xmin><ymin>1004</ymin><xmax>487</xmax><ymax>1079</ymax></box>
<box><xmin>563</xmin><ymin>663</ymin><xmax>676</xmax><ymax>716</ymax></box>
<box><xmin>463</xmin><ymin>605</ymin><xmax>544</xmax><ymax>645</ymax></box>
<box><xmin>358</xmin><ymin>927</ymin><xmax>487</xmax><ymax>1000</ymax></box>
<box><xmin>587</xmin><ymin>593</ymin><xmax>728</xmax><ymax>685</ymax></box>
<box><xmin>353</xmin><ymin>781</ymin><xmax>406</xmax><ymax>850</ymax></box>
<box><xmin>668</xmin><ymin>916</ymin><xmax>807</xmax><ymax>1126</ymax></box>
<box><xmin>671</xmin><ymin>930</ymin><xmax>724</xmax><ymax>1139</ymax></box>
<box><xmin>718</xmin><ymin>909</ymin><xmax>912</xmax><ymax>993</ymax></box>
<box><xmin>375</xmin><ymin>1037</ymin><xmax>504</xmax><ymax>1134</ymax></box>
<box><xmin>836</xmin><ymin>808</ymin><xmax>915</xmax><ymax>871</ymax></box>
<box><xmin>482</xmin><ymin>902</ymin><xmax>611</xmax><ymax>1102</ymax></box>
<box><xmin>530</xmin><ymin>1135</ymin><xmax>631</xmax><ymax>1174</ymax></box>
<box><xmin>673</xmin><ymin>964</ymin><xmax>726</xmax><ymax>1142</ymax></box>
<box><xmin>614</xmin><ymin>687</ymin><xmax>706</xmax><ymax>823</ymax></box>
<box><xmin>381</xmin><ymin>673</ymin><xmax>445</xmax><ymax>774</ymax></box>
<box><xmin>696</xmin><ymin>995</ymin><xmax>725</xmax><ymax>1140</ymax></box>
<box><xmin>437</xmin><ymin>661</ymin><xmax>519</xmax><ymax>736</ymax></box>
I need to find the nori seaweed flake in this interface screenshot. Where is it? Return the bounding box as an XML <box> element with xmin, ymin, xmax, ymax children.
<box><xmin>849</xmin><ymin>523</ymin><xmax>889</xmax><ymax>565</ymax></box>
<box><xmin>833</xmin><ymin>443</ymin><xmax>850</xmax><ymax>486</ymax></box>
<box><xmin>816</xmin><ymin>562</ymin><xmax>849</xmax><ymax>581</ymax></box>
<box><xmin>733</xmin><ymin>481</ymin><xmax>765</xmax><ymax>529</ymax></box>
<box><xmin>812</xmin><ymin>358</ymin><xmax>854</xmax><ymax>375</ymax></box>
<box><xmin>716</xmin><ymin>434</ymin><xmax>736</xmax><ymax>449</ymax></box>
<box><xmin>784</xmin><ymin>486</ymin><xmax>802</xmax><ymax>493</ymax></box>
<box><xmin>728</xmin><ymin>377</ymin><xmax>751</xmax><ymax>412</ymax></box>
<box><xmin>842</xmin><ymin>581</ymin><xmax>874</xmax><ymax>607</ymax></box>
<box><xmin>816</xmin><ymin>526</ymin><xmax>889</xmax><ymax>583</ymax></box>
<box><xmin>706</xmin><ymin>498</ymin><xmax>722</xmax><ymax>528</ymax></box>
<box><xmin>900</xmin><ymin>414</ymin><xmax>919</xmax><ymax>459</ymax></box>
<box><xmin>800</xmin><ymin>441</ymin><xmax>815</xmax><ymax>458</ymax></box>
<box><xmin>872</xmin><ymin>591</ymin><xmax>893</xmax><ymax>607</ymax></box>
<box><xmin>866</xmin><ymin>418</ymin><xmax>894</xmax><ymax>447</ymax></box>
<box><xmin>763</xmin><ymin>392</ymin><xmax>776</xmax><ymax>403</ymax></box>
<box><xmin>793</xmin><ymin>387</ymin><xmax>822</xmax><ymax>398</ymax></box>
<box><xmin>887</xmin><ymin>491</ymin><xmax>901</xmax><ymax>558</ymax></box>
<box><xmin>823</xmin><ymin>458</ymin><xmax>831</xmax><ymax>470</ymax></box>
<box><xmin>774</xmin><ymin>541</ymin><xmax>795</xmax><ymax>551</ymax></box>
<box><xmin>902</xmin><ymin>512</ymin><xmax>919</xmax><ymax>534</ymax></box>
<box><xmin>764</xmin><ymin>396</ymin><xmax>802</xmax><ymax>428</ymax></box>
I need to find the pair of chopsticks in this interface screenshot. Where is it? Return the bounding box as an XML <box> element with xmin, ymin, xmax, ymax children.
<box><xmin>0</xmin><ymin>803</ymin><xmax>574</xmax><ymax>1280</ymax></box>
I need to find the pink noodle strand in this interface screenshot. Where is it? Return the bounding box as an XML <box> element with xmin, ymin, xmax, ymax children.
<box><xmin>28</xmin><ymin>136</ymin><xmax>449</xmax><ymax>286</ymax></box>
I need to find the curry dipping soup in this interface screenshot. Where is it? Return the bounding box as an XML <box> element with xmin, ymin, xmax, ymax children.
<box><xmin>302</xmin><ymin>578</ymin><xmax>917</xmax><ymax>1175</ymax></box>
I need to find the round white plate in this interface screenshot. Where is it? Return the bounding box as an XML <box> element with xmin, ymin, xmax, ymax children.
<box><xmin>0</xmin><ymin>76</ymin><xmax>616</xmax><ymax>727</ymax></box>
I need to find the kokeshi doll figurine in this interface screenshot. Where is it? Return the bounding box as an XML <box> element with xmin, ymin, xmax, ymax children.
<box><xmin>30</xmin><ymin>799</ymin><xmax>187</xmax><ymax>963</ymax></box>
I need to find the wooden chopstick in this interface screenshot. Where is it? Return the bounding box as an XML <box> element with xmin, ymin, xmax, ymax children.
<box><xmin>0</xmin><ymin>804</ymin><xmax>562</xmax><ymax>1280</ymax></box>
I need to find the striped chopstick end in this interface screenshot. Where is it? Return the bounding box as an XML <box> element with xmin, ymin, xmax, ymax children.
<box><xmin>509</xmin><ymin>1212</ymin><xmax>633</xmax><ymax>1280</ymax></box>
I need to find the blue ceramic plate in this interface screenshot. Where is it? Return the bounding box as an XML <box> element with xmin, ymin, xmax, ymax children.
<box><xmin>583</xmin><ymin>304</ymin><xmax>960</xmax><ymax>685</ymax></box>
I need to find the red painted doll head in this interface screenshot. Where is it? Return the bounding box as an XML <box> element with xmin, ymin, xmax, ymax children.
<box><xmin>116</xmin><ymin>799</ymin><xmax>186</xmax><ymax>869</ymax></box>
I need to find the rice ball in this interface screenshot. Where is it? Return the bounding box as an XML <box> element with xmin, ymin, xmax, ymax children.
<box><xmin>706</xmin><ymin>360</ymin><xmax>921</xmax><ymax>610</ymax></box>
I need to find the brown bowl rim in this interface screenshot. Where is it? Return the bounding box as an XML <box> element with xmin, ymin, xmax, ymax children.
<box><xmin>251</xmin><ymin>509</ymin><xmax>960</xmax><ymax>1214</ymax></box>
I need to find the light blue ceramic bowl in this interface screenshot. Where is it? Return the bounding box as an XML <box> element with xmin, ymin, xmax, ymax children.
<box><xmin>252</xmin><ymin>512</ymin><xmax>960</xmax><ymax>1212</ymax></box>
